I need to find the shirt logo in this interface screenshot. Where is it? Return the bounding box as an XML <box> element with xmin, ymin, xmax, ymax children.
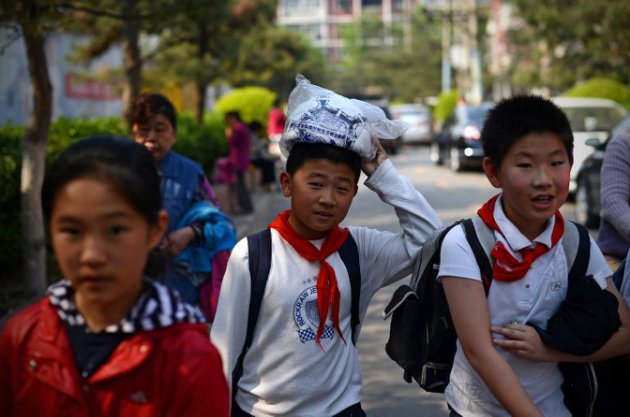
<box><xmin>294</xmin><ymin>285</ymin><xmax>335</xmax><ymax>344</ymax></box>
<box><xmin>129</xmin><ymin>390</ymin><xmax>149</xmax><ymax>404</ymax></box>
<box><xmin>550</xmin><ymin>281</ymin><xmax>562</xmax><ymax>292</ymax></box>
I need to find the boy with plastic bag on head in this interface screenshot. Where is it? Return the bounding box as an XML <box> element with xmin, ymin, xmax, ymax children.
<box><xmin>211</xmin><ymin>75</ymin><xmax>442</xmax><ymax>417</ymax></box>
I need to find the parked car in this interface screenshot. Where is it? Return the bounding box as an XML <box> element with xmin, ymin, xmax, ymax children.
<box><xmin>574</xmin><ymin>114</ymin><xmax>630</xmax><ymax>228</ymax></box>
<box><xmin>390</xmin><ymin>103</ymin><xmax>433</xmax><ymax>145</ymax></box>
<box><xmin>552</xmin><ymin>97</ymin><xmax>627</xmax><ymax>195</ymax></box>
<box><xmin>430</xmin><ymin>102</ymin><xmax>493</xmax><ymax>172</ymax></box>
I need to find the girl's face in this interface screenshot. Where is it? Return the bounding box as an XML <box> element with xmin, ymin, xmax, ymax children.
<box><xmin>50</xmin><ymin>177</ymin><xmax>166</xmax><ymax>316</ymax></box>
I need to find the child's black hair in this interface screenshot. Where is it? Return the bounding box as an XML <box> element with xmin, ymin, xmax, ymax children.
<box><xmin>128</xmin><ymin>93</ymin><xmax>177</xmax><ymax>132</ymax></box>
<box><xmin>42</xmin><ymin>134</ymin><xmax>162</xmax><ymax>225</ymax></box>
<box><xmin>285</xmin><ymin>142</ymin><xmax>361</xmax><ymax>183</ymax></box>
<box><xmin>481</xmin><ymin>96</ymin><xmax>574</xmax><ymax>166</ymax></box>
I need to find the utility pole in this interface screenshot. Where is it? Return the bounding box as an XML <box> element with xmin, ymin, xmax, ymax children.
<box><xmin>441</xmin><ymin>0</ymin><xmax>452</xmax><ymax>92</ymax></box>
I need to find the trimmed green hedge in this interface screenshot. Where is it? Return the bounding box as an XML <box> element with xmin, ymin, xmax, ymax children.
<box><xmin>0</xmin><ymin>113</ymin><xmax>228</xmax><ymax>286</ymax></box>
<box><xmin>564</xmin><ymin>78</ymin><xmax>630</xmax><ymax>110</ymax></box>
<box><xmin>215</xmin><ymin>86</ymin><xmax>277</xmax><ymax>128</ymax></box>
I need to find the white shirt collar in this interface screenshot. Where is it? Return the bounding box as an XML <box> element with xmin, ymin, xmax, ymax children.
<box><xmin>493</xmin><ymin>194</ymin><xmax>555</xmax><ymax>251</ymax></box>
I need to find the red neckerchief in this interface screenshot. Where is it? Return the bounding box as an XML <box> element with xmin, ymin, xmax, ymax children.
<box><xmin>269</xmin><ymin>210</ymin><xmax>349</xmax><ymax>348</ymax></box>
<box><xmin>477</xmin><ymin>194</ymin><xmax>564</xmax><ymax>282</ymax></box>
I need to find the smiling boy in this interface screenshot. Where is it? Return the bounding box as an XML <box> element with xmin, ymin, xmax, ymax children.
<box><xmin>437</xmin><ymin>96</ymin><xmax>630</xmax><ymax>417</ymax></box>
<box><xmin>210</xmin><ymin>88</ymin><xmax>441</xmax><ymax>416</ymax></box>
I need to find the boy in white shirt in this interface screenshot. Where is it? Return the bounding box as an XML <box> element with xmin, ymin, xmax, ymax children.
<box><xmin>438</xmin><ymin>96</ymin><xmax>630</xmax><ymax>417</ymax></box>
<box><xmin>211</xmin><ymin>77</ymin><xmax>441</xmax><ymax>417</ymax></box>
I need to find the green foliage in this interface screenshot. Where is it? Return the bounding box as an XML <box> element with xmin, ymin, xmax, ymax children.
<box><xmin>215</xmin><ymin>86</ymin><xmax>276</xmax><ymax>128</ymax></box>
<box><xmin>564</xmin><ymin>78</ymin><xmax>630</xmax><ymax>109</ymax></box>
<box><xmin>434</xmin><ymin>90</ymin><xmax>459</xmax><ymax>123</ymax></box>
<box><xmin>174</xmin><ymin>112</ymin><xmax>229</xmax><ymax>172</ymax></box>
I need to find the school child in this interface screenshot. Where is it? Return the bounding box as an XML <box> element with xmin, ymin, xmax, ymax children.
<box><xmin>437</xmin><ymin>96</ymin><xmax>630</xmax><ymax>417</ymax></box>
<box><xmin>210</xmin><ymin>76</ymin><xmax>442</xmax><ymax>417</ymax></box>
<box><xmin>0</xmin><ymin>135</ymin><xmax>229</xmax><ymax>417</ymax></box>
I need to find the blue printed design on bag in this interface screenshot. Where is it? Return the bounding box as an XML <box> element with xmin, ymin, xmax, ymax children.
<box><xmin>287</xmin><ymin>97</ymin><xmax>366</xmax><ymax>150</ymax></box>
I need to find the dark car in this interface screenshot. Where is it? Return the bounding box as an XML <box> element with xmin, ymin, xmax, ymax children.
<box><xmin>574</xmin><ymin>114</ymin><xmax>630</xmax><ymax>228</ymax></box>
<box><xmin>430</xmin><ymin>103</ymin><xmax>493</xmax><ymax>172</ymax></box>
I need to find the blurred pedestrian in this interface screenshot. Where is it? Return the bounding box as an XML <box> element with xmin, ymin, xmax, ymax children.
<box><xmin>0</xmin><ymin>135</ymin><xmax>229</xmax><ymax>417</ymax></box>
<box><xmin>249</xmin><ymin>120</ymin><xmax>277</xmax><ymax>192</ymax></box>
<box><xmin>597</xmin><ymin>123</ymin><xmax>630</xmax><ymax>270</ymax></box>
<box><xmin>129</xmin><ymin>93</ymin><xmax>235</xmax><ymax>320</ymax></box>
<box><xmin>225</xmin><ymin>111</ymin><xmax>253</xmax><ymax>214</ymax></box>
<box><xmin>267</xmin><ymin>98</ymin><xmax>287</xmax><ymax>161</ymax></box>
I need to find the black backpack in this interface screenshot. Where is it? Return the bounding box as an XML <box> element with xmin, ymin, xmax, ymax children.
<box><xmin>231</xmin><ymin>228</ymin><xmax>361</xmax><ymax>400</ymax></box>
<box><xmin>384</xmin><ymin>216</ymin><xmax>588</xmax><ymax>394</ymax></box>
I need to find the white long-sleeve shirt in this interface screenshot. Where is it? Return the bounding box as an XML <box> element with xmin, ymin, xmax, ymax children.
<box><xmin>210</xmin><ymin>160</ymin><xmax>441</xmax><ymax>417</ymax></box>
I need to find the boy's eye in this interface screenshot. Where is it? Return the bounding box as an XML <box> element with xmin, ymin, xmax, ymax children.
<box><xmin>108</xmin><ymin>225</ymin><xmax>128</xmax><ymax>236</ymax></box>
<box><xmin>551</xmin><ymin>160</ymin><xmax>566</xmax><ymax>166</ymax></box>
<box><xmin>59</xmin><ymin>227</ymin><xmax>80</xmax><ymax>236</ymax></box>
<box><xmin>309</xmin><ymin>182</ymin><xmax>323</xmax><ymax>188</ymax></box>
<box><xmin>517</xmin><ymin>163</ymin><xmax>532</xmax><ymax>168</ymax></box>
<box><xmin>336</xmin><ymin>187</ymin><xmax>349</xmax><ymax>194</ymax></box>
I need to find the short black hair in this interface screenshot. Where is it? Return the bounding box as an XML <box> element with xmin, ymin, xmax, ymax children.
<box><xmin>128</xmin><ymin>93</ymin><xmax>177</xmax><ymax>132</ymax></box>
<box><xmin>225</xmin><ymin>111</ymin><xmax>241</xmax><ymax>122</ymax></box>
<box><xmin>42</xmin><ymin>134</ymin><xmax>162</xmax><ymax>226</ymax></box>
<box><xmin>285</xmin><ymin>142</ymin><xmax>361</xmax><ymax>184</ymax></box>
<box><xmin>481</xmin><ymin>96</ymin><xmax>573</xmax><ymax>166</ymax></box>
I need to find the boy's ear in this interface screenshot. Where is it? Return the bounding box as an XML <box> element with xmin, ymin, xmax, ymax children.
<box><xmin>279</xmin><ymin>171</ymin><xmax>292</xmax><ymax>197</ymax></box>
<box><xmin>482</xmin><ymin>157</ymin><xmax>502</xmax><ymax>188</ymax></box>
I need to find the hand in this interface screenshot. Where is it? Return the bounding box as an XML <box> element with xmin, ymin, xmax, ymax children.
<box><xmin>491</xmin><ymin>323</ymin><xmax>552</xmax><ymax>362</ymax></box>
<box><xmin>361</xmin><ymin>136</ymin><xmax>389</xmax><ymax>177</ymax></box>
<box><xmin>161</xmin><ymin>226</ymin><xmax>196</xmax><ymax>257</ymax></box>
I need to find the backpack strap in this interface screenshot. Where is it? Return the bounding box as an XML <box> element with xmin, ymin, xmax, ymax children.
<box><xmin>338</xmin><ymin>233</ymin><xmax>361</xmax><ymax>344</ymax></box>
<box><xmin>562</xmin><ymin>220</ymin><xmax>590</xmax><ymax>281</ymax></box>
<box><xmin>232</xmin><ymin>229</ymin><xmax>272</xmax><ymax>397</ymax></box>
<box><xmin>462</xmin><ymin>217</ymin><xmax>495</xmax><ymax>294</ymax></box>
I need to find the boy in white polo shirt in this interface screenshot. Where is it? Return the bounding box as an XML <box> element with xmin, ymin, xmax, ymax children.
<box><xmin>211</xmin><ymin>76</ymin><xmax>441</xmax><ymax>417</ymax></box>
<box><xmin>438</xmin><ymin>96</ymin><xmax>630</xmax><ymax>417</ymax></box>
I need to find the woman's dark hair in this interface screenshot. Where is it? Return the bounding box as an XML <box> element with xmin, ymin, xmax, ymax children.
<box><xmin>481</xmin><ymin>95</ymin><xmax>574</xmax><ymax>166</ymax></box>
<box><xmin>128</xmin><ymin>93</ymin><xmax>177</xmax><ymax>132</ymax></box>
<box><xmin>42</xmin><ymin>134</ymin><xmax>162</xmax><ymax>225</ymax></box>
<box><xmin>286</xmin><ymin>142</ymin><xmax>361</xmax><ymax>183</ymax></box>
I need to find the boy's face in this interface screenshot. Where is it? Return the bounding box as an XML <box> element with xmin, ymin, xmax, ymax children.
<box><xmin>482</xmin><ymin>132</ymin><xmax>571</xmax><ymax>240</ymax></box>
<box><xmin>280</xmin><ymin>159</ymin><xmax>358</xmax><ymax>240</ymax></box>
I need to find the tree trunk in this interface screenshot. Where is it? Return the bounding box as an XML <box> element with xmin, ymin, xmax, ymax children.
<box><xmin>121</xmin><ymin>0</ymin><xmax>142</xmax><ymax>121</ymax></box>
<box><xmin>195</xmin><ymin>20</ymin><xmax>209</xmax><ymax>125</ymax></box>
<box><xmin>21</xmin><ymin>25</ymin><xmax>52</xmax><ymax>299</ymax></box>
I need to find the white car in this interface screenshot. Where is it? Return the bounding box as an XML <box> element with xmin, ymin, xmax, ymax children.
<box><xmin>390</xmin><ymin>103</ymin><xmax>433</xmax><ymax>145</ymax></box>
<box><xmin>552</xmin><ymin>97</ymin><xmax>627</xmax><ymax>194</ymax></box>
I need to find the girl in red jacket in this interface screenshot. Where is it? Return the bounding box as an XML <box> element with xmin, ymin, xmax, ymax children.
<box><xmin>0</xmin><ymin>135</ymin><xmax>229</xmax><ymax>417</ymax></box>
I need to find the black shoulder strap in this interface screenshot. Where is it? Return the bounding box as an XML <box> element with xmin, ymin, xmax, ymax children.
<box><xmin>461</xmin><ymin>218</ymin><xmax>494</xmax><ymax>295</ymax></box>
<box><xmin>338</xmin><ymin>233</ymin><xmax>361</xmax><ymax>344</ymax></box>
<box><xmin>566</xmin><ymin>221</ymin><xmax>590</xmax><ymax>281</ymax></box>
<box><xmin>232</xmin><ymin>229</ymin><xmax>272</xmax><ymax>396</ymax></box>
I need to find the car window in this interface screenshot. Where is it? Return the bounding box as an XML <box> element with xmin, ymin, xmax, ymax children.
<box><xmin>561</xmin><ymin>107</ymin><xmax>626</xmax><ymax>132</ymax></box>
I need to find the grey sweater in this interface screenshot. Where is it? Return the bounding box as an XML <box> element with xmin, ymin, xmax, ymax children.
<box><xmin>597</xmin><ymin>125</ymin><xmax>630</xmax><ymax>258</ymax></box>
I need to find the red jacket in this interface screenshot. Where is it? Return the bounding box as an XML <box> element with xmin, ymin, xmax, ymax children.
<box><xmin>0</xmin><ymin>298</ymin><xmax>229</xmax><ymax>417</ymax></box>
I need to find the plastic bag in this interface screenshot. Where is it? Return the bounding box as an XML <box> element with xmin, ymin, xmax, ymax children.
<box><xmin>280</xmin><ymin>74</ymin><xmax>408</xmax><ymax>160</ymax></box>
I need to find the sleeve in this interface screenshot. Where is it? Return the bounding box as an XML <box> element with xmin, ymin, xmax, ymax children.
<box><xmin>599</xmin><ymin>133</ymin><xmax>630</xmax><ymax>241</ymax></box>
<box><xmin>437</xmin><ymin>224</ymin><xmax>482</xmax><ymax>282</ymax></box>
<box><xmin>587</xmin><ymin>234</ymin><xmax>613</xmax><ymax>289</ymax></box>
<box><xmin>194</xmin><ymin>172</ymin><xmax>220</xmax><ymax>209</ymax></box>
<box><xmin>349</xmin><ymin>159</ymin><xmax>442</xmax><ymax>290</ymax></box>
<box><xmin>209</xmin><ymin>238</ymin><xmax>251</xmax><ymax>389</ymax></box>
<box><xmin>168</xmin><ymin>338</ymin><xmax>230</xmax><ymax>417</ymax></box>
<box><xmin>0</xmin><ymin>321</ymin><xmax>14</xmax><ymax>416</ymax></box>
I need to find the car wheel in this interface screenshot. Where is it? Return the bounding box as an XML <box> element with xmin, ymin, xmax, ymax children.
<box><xmin>431</xmin><ymin>142</ymin><xmax>443</xmax><ymax>165</ymax></box>
<box><xmin>574</xmin><ymin>177</ymin><xmax>598</xmax><ymax>228</ymax></box>
<box><xmin>450</xmin><ymin>147</ymin><xmax>464</xmax><ymax>172</ymax></box>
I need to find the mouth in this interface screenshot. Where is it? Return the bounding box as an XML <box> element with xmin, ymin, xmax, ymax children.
<box><xmin>314</xmin><ymin>211</ymin><xmax>333</xmax><ymax>220</ymax></box>
<box><xmin>78</xmin><ymin>276</ymin><xmax>111</xmax><ymax>286</ymax></box>
<box><xmin>532</xmin><ymin>195</ymin><xmax>554</xmax><ymax>208</ymax></box>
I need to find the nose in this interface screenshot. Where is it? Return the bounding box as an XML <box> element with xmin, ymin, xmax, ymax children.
<box><xmin>318</xmin><ymin>187</ymin><xmax>335</xmax><ymax>207</ymax></box>
<box><xmin>533</xmin><ymin>165</ymin><xmax>552</xmax><ymax>187</ymax></box>
<box><xmin>80</xmin><ymin>235</ymin><xmax>107</xmax><ymax>267</ymax></box>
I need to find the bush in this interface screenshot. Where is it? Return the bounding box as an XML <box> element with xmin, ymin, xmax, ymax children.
<box><xmin>564</xmin><ymin>78</ymin><xmax>630</xmax><ymax>110</ymax></box>
<box><xmin>174</xmin><ymin>112</ymin><xmax>229</xmax><ymax>173</ymax></box>
<box><xmin>433</xmin><ymin>90</ymin><xmax>459</xmax><ymax>123</ymax></box>
<box><xmin>214</xmin><ymin>86</ymin><xmax>277</xmax><ymax>129</ymax></box>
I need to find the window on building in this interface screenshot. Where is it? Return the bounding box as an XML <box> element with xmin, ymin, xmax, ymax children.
<box><xmin>361</xmin><ymin>0</ymin><xmax>381</xmax><ymax>8</ymax></box>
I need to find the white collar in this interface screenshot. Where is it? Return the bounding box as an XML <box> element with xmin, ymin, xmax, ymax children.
<box><xmin>493</xmin><ymin>195</ymin><xmax>555</xmax><ymax>252</ymax></box>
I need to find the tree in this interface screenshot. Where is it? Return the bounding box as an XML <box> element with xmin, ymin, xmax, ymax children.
<box><xmin>0</xmin><ymin>0</ymin><xmax>56</xmax><ymax>299</ymax></box>
<box><xmin>511</xmin><ymin>0</ymin><xmax>630</xmax><ymax>90</ymax></box>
